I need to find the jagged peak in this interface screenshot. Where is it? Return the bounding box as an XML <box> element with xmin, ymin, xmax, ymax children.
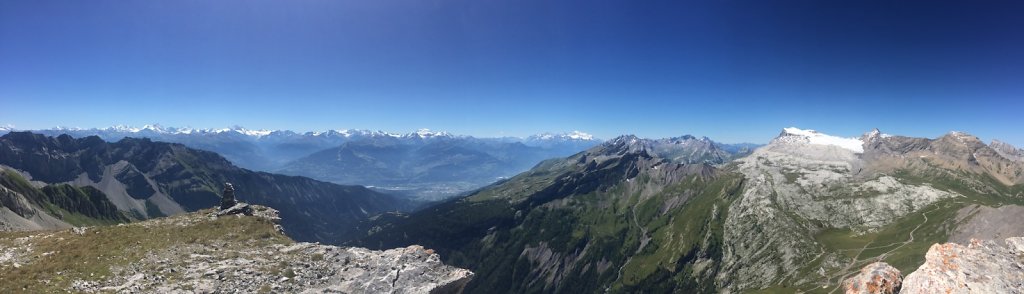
<box><xmin>595</xmin><ymin>135</ymin><xmax>651</xmax><ymax>155</ymax></box>
<box><xmin>404</xmin><ymin>128</ymin><xmax>454</xmax><ymax>139</ymax></box>
<box><xmin>940</xmin><ymin>130</ymin><xmax>984</xmax><ymax>145</ymax></box>
<box><xmin>989</xmin><ymin>139</ymin><xmax>1024</xmax><ymax>161</ymax></box>
<box><xmin>861</xmin><ymin>128</ymin><xmax>894</xmax><ymax>142</ymax></box>
<box><xmin>670</xmin><ymin>134</ymin><xmax>697</xmax><ymax>141</ymax></box>
<box><xmin>607</xmin><ymin>134</ymin><xmax>642</xmax><ymax>144</ymax></box>
<box><xmin>663</xmin><ymin>134</ymin><xmax>714</xmax><ymax>144</ymax></box>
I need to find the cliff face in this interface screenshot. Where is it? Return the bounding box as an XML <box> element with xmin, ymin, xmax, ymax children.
<box><xmin>0</xmin><ymin>205</ymin><xmax>472</xmax><ymax>293</ymax></box>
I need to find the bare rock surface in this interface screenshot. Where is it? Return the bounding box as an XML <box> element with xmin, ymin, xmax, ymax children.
<box><xmin>843</xmin><ymin>262</ymin><xmax>902</xmax><ymax>294</ymax></box>
<box><xmin>991</xmin><ymin>140</ymin><xmax>1024</xmax><ymax>162</ymax></box>
<box><xmin>900</xmin><ymin>237</ymin><xmax>1024</xmax><ymax>293</ymax></box>
<box><xmin>0</xmin><ymin>205</ymin><xmax>472</xmax><ymax>294</ymax></box>
<box><xmin>950</xmin><ymin>205</ymin><xmax>1024</xmax><ymax>245</ymax></box>
<box><xmin>73</xmin><ymin>242</ymin><xmax>474</xmax><ymax>294</ymax></box>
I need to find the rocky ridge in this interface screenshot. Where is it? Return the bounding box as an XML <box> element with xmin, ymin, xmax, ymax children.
<box><xmin>0</xmin><ymin>132</ymin><xmax>406</xmax><ymax>244</ymax></box>
<box><xmin>0</xmin><ymin>204</ymin><xmax>472</xmax><ymax>293</ymax></box>
<box><xmin>991</xmin><ymin>139</ymin><xmax>1024</xmax><ymax>162</ymax></box>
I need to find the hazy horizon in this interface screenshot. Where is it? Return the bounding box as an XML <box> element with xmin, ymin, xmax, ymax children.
<box><xmin>4</xmin><ymin>122</ymin><xmax>1021</xmax><ymax>147</ymax></box>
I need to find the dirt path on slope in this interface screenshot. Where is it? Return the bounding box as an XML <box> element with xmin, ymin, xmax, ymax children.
<box><xmin>606</xmin><ymin>199</ymin><xmax>652</xmax><ymax>292</ymax></box>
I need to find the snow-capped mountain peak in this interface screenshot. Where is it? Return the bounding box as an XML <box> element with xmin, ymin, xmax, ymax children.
<box><xmin>106</xmin><ymin>125</ymin><xmax>140</xmax><ymax>133</ymax></box>
<box><xmin>528</xmin><ymin>131</ymin><xmax>596</xmax><ymax>141</ymax></box>
<box><xmin>404</xmin><ymin>129</ymin><xmax>453</xmax><ymax>139</ymax></box>
<box><xmin>776</xmin><ymin>127</ymin><xmax>865</xmax><ymax>153</ymax></box>
<box><xmin>236</xmin><ymin>128</ymin><xmax>273</xmax><ymax>137</ymax></box>
<box><xmin>565</xmin><ymin>130</ymin><xmax>594</xmax><ymax>140</ymax></box>
<box><xmin>140</xmin><ymin>124</ymin><xmax>165</xmax><ymax>133</ymax></box>
<box><xmin>862</xmin><ymin>128</ymin><xmax>894</xmax><ymax>141</ymax></box>
<box><xmin>309</xmin><ymin>129</ymin><xmax>400</xmax><ymax>138</ymax></box>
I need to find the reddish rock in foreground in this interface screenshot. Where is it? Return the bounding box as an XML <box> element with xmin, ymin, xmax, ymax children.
<box><xmin>843</xmin><ymin>261</ymin><xmax>902</xmax><ymax>294</ymax></box>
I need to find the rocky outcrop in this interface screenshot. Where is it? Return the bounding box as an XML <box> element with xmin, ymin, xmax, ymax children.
<box><xmin>846</xmin><ymin>237</ymin><xmax>1024</xmax><ymax>294</ymax></box>
<box><xmin>900</xmin><ymin>237</ymin><xmax>1024</xmax><ymax>293</ymax></box>
<box><xmin>213</xmin><ymin>202</ymin><xmax>253</xmax><ymax>217</ymax></box>
<box><xmin>843</xmin><ymin>262</ymin><xmax>902</xmax><ymax>294</ymax></box>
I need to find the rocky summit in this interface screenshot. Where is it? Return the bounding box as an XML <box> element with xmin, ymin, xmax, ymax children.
<box><xmin>0</xmin><ymin>204</ymin><xmax>472</xmax><ymax>293</ymax></box>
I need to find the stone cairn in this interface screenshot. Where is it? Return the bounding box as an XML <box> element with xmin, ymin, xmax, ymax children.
<box><xmin>220</xmin><ymin>182</ymin><xmax>237</xmax><ymax>209</ymax></box>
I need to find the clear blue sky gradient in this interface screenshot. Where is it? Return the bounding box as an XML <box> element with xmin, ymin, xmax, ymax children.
<box><xmin>1</xmin><ymin>0</ymin><xmax>1022</xmax><ymax>145</ymax></box>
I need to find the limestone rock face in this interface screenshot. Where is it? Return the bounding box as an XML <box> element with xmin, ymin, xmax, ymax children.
<box><xmin>843</xmin><ymin>262</ymin><xmax>902</xmax><ymax>294</ymax></box>
<box><xmin>901</xmin><ymin>237</ymin><xmax>1024</xmax><ymax>293</ymax></box>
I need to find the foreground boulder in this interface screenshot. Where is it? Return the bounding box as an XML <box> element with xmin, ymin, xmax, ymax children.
<box><xmin>844</xmin><ymin>262</ymin><xmax>902</xmax><ymax>294</ymax></box>
<box><xmin>0</xmin><ymin>205</ymin><xmax>472</xmax><ymax>293</ymax></box>
<box><xmin>901</xmin><ymin>237</ymin><xmax>1024</xmax><ymax>293</ymax></box>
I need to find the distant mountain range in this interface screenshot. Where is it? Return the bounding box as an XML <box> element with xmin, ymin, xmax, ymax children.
<box><xmin>0</xmin><ymin>132</ymin><xmax>407</xmax><ymax>243</ymax></box>
<box><xmin>8</xmin><ymin>125</ymin><xmax>470</xmax><ymax>171</ymax></box>
<box><xmin>2</xmin><ymin>125</ymin><xmax>622</xmax><ymax>200</ymax></box>
<box><xmin>350</xmin><ymin>127</ymin><xmax>1024</xmax><ymax>292</ymax></box>
<box><xmin>0</xmin><ymin>125</ymin><xmax>763</xmax><ymax>201</ymax></box>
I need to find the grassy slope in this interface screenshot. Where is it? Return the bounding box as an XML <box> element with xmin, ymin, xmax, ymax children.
<box><xmin>356</xmin><ymin>166</ymin><xmax>745</xmax><ymax>293</ymax></box>
<box><xmin>0</xmin><ymin>209</ymin><xmax>289</xmax><ymax>293</ymax></box>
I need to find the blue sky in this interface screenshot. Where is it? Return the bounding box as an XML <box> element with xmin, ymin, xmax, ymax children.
<box><xmin>1</xmin><ymin>0</ymin><xmax>1022</xmax><ymax>145</ymax></box>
